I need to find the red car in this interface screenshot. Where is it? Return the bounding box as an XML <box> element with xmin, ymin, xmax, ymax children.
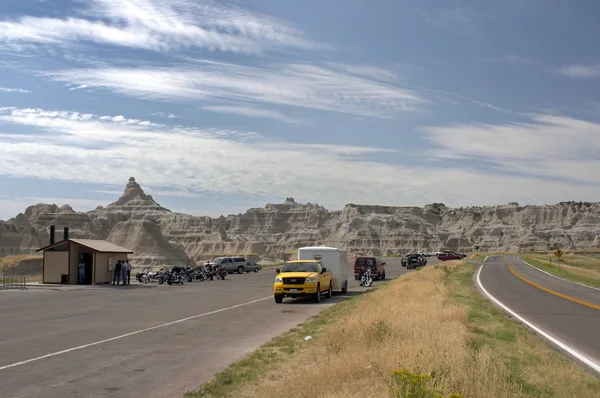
<box><xmin>353</xmin><ymin>256</ymin><xmax>386</xmax><ymax>280</ymax></box>
<box><xmin>437</xmin><ymin>252</ymin><xmax>463</xmax><ymax>261</ymax></box>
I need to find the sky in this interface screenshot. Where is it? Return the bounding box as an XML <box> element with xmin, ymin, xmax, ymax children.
<box><xmin>1</xmin><ymin>0</ymin><xmax>600</xmax><ymax>220</ymax></box>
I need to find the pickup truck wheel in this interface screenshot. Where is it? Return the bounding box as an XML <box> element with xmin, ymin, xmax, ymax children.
<box><xmin>381</xmin><ymin>271</ymin><xmax>386</xmax><ymax>280</ymax></box>
<box><xmin>237</xmin><ymin>266</ymin><xmax>244</xmax><ymax>274</ymax></box>
<box><xmin>314</xmin><ymin>284</ymin><xmax>321</xmax><ymax>303</ymax></box>
<box><xmin>326</xmin><ymin>283</ymin><xmax>333</xmax><ymax>298</ymax></box>
<box><xmin>274</xmin><ymin>294</ymin><xmax>283</xmax><ymax>304</ymax></box>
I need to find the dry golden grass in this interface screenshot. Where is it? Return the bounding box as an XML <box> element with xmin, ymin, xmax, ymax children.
<box><xmin>188</xmin><ymin>261</ymin><xmax>600</xmax><ymax>398</ymax></box>
<box><xmin>235</xmin><ymin>262</ymin><xmax>514</xmax><ymax>398</ymax></box>
<box><xmin>0</xmin><ymin>255</ymin><xmax>43</xmax><ymax>268</ymax></box>
<box><xmin>523</xmin><ymin>254</ymin><xmax>600</xmax><ymax>288</ymax></box>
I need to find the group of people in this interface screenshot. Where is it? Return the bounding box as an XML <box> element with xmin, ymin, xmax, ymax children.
<box><xmin>113</xmin><ymin>259</ymin><xmax>132</xmax><ymax>285</ymax></box>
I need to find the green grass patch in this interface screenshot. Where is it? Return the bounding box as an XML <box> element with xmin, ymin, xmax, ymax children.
<box><xmin>520</xmin><ymin>256</ymin><xmax>600</xmax><ymax>289</ymax></box>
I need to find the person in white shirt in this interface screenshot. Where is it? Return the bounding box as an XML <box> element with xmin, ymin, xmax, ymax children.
<box><xmin>123</xmin><ymin>260</ymin><xmax>132</xmax><ymax>285</ymax></box>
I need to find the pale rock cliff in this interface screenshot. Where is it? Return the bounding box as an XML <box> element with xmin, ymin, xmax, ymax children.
<box><xmin>1</xmin><ymin>178</ymin><xmax>599</xmax><ymax>266</ymax></box>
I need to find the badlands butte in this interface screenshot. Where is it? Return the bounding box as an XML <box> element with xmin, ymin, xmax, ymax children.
<box><xmin>2</xmin><ymin>177</ymin><xmax>600</xmax><ymax>266</ymax></box>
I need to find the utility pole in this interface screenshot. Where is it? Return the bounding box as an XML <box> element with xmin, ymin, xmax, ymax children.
<box><xmin>380</xmin><ymin>219</ymin><xmax>383</xmax><ymax>254</ymax></box>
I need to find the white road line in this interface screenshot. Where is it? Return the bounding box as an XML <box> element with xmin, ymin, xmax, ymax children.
<box><xmin>475</xmin><ymin>264</ymin><xmax>600</xmax><ymax>375</ymax></box>
<box><xmin>517</xmin><ymin>257</ymin><xmax>600</xmax><ymax>291</ymax></box>
<box><xmin>0</xmin><ymin>295</ymin><xmax>272</xmax><ymax>372</ymax></box>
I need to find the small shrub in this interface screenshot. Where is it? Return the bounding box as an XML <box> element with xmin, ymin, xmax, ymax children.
<box><xmin>389</xmin><ymin>368</ymin><xmax>463</xmax><ymax>398</ymax></box>
<box><xmin>365</xmin><ymin>320</ymin><xmax>393</xmax><ymax>341</ymax></box>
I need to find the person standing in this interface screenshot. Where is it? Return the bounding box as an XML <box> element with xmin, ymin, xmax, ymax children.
<box><xmin>121</xmin><ymin>259</ymin><xmax>129</xmax><ymax>285</ymax></box>
<box><xmin>125</xmin><ymin>259</ymin><xmax>132</xmax><ymax>285</ymax></box>
<box><xmin>78</xmin><ymin>259</ymin><xmax>86</xmax><ymax>284</ymax></box>
<box><xmin>113</xmin><ymin>260</ymin><xmax>122</xmax><ymax>285</ymax></box>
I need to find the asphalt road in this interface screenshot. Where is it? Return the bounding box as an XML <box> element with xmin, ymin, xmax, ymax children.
<box><xmin>0</xmin><ymin>256</ymin><xmax>432</xmax><ymax>398</ymax></box>
<box><xmin>478</xmin><ymin>255</ymin><xmax>600</xmax><ymax>372</ymax></box>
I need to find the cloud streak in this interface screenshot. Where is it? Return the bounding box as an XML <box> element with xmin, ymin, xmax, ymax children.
<box><xmin>557</xmin><ymin>65</ymin><xmax>600</xmax><ymax>79</ymax></box>
<box><xmin>0</xmin><ymin>0</ymin><xmax>321</xmax><ymax>55</ymax></box>
<box><xmin>44</xmin><ymin>61</ymin><xmax>426</xmax><ymax>118</ymax></box>
<box><xmin>200</xmin><ymin>104</ymin><xmax>303</xmax><ymax>123</ymax></box>
<box><xmin>0</xmin><ymin>87</ymin><xmax>31</xmax><ymax>93</ymax></box>
<box><xmin>2</xmin><ymin>107</ymin><xmax>600</xmax><ymax>212</ymax></box>
<box><xmin>424</xmin><ymin>114</ymin><xmax>600</xmax><ymax>184</ymax></box>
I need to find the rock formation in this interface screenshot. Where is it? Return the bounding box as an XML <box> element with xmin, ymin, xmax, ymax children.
<box><xmin>1</xmin><ymin>178</ymin><xmax>600</xmax><ymax>266</ymax></box>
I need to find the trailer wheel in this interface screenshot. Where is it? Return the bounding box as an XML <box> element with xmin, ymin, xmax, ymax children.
<box><xmin>341</xmin><ymin>280</ymin><xmax>347</xmax><ymax>294</ymax></box>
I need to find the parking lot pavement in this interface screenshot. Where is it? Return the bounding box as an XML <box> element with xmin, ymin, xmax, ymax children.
<box><xmin>0</xmin><ymin>256</ymin><xmax>431</xmax><ymax>398</ymax></box>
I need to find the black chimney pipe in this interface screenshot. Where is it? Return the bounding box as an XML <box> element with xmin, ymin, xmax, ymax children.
<box><xmin>50</xmin><ymin>225</ymin><xmax>55</xmax><ymax>245</ymax></box>
<box><xmin>64</xmin><ymin>227</ymin><xmax>69</xmax><ymax>241</ymax></box>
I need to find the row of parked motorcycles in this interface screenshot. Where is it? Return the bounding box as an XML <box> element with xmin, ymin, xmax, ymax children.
<box><xmin>135</xmin><ymin>264</ymin><xmax>227</xmax><ymax>285</ymax></box>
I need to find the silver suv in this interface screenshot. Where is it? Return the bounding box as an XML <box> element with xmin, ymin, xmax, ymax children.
<box><xmin>210</xmin><ymin>256</ymin><xmax>249</xmax><ymax>274</ymax></box>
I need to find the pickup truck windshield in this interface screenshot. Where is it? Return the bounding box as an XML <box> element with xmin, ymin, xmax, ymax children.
<box><xmin>281</xmin><ymin>262</ymin><xmax>318</xmax><ymax>272</ymax></box>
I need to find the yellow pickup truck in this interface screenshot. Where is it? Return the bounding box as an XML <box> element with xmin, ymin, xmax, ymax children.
<box><xmin>273</xmin><ymin>260</ymin><xmax>333</xmax><ymax>303</ymax></box>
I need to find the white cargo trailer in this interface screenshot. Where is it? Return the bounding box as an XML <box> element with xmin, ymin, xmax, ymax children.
<box><xmin>297</xmin><ymin>246</ymin><xmax>348</xmax><ymax>294</ymax></box>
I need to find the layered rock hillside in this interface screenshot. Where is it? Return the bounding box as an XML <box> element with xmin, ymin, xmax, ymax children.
<box><xmin>1</xmin><ymin>177</ymin><xmax>600</xmax><ymax>266</ymax></box>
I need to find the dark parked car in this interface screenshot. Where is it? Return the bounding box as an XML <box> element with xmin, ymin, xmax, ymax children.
<box><xmin>354</xmin><ymin>256</ymin><xmax>386</xmax><ymax>280</ymax></box>
<box><xmin>437</xmin><ymin>252</ymin><xmax>463</xmax><ymax>261</ymax></box>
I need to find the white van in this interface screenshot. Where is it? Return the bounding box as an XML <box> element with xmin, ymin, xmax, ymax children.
<box><xmin>297</xmin><ymin>246</ymin><xmax>348</xmax><ymax>294</ymax></box>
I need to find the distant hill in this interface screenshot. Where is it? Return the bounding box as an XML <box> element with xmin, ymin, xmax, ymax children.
<box><xmin>2</xmin><ymin>177</ymin><xmax>599</xmax><ymax>266</ymax></box>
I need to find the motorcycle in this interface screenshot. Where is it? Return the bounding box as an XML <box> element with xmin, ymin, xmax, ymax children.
<box><xmin>173</xmin><ymin>266</ymin><xmax>195</xmax><ymax>283</ymax></box>
<box><xmin>204</xmin><ymin>263</ymin><xmax>227</xmax><ymax>280</ymax></box>
<box><xmin>155</xmin><ymin>268</ymin><xmax>171</xmax><ymax>285</ymax></box>
<box><xmin>135</xmin><ymin>267</ymin><xmax>159</xmax><ymax>284</ymax></box>
<box><xmin>355</xmin><ymin>266</ymin><xmax>373</xmax><ymax>287</ymax></box>
<box><xmin>135</xmin><ymin>267</ymin><xmax>150</xmax><ymax>283</ymax></box>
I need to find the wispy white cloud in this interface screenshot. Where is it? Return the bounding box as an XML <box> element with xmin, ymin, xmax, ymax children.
<box><xmin>325</xmin><ymin>62</ymin><xmax>399</xmax><ymax>82</ymax></box>
<box><xmin>414</xmin><ymin>6</ymin><xmax>479</xmax><ymax>31</ymax></box>
<box><xmin>200</xmin><ymin>104</ymin><xmax>303</xmax><ymax>124</ymax></box>
<box><xmin>0</xmin><ymin>0</ymin><xmax>322</xmax><ymax>55</ymax></box>
<box><xmin>0</xmin><ymin>87</ymin><xmax>31</xmax><ymax>93</ymax></box>
<box><xmin>145</xmin><ymin>189</ymin><xmax>201</xmax><ymax>198</ymax></box>
<box><xmin>424</xmin><ymin>113</ymin><xmax>600</xmax><ymax>184</ymax></box>
<box><xmin>69</xmin><ymin>84</ymin><xmax>88</xmax><ymax>91</ymax></box>
<box><xmin>89</xmin><ymin>189</ymin><xmax>124</xmax><ymax>195</ymax></box>
<box><xmin>150</xmin><ymin>112</ymin><xmax>180</xmax><ymax>119</ymax></box>
<box><xmin>476</xmin><ymin>54</ymin><xmax>544</xmax><ymax>68</ymax></box>
<box><xmin>414</xmin><ymin>87</ymin><xmax>511</xmax><ymax>113</ymax></box>
<box><xmin>556</xmin><ymin>65</ymin><xmax>600</xmax><ymax>78</ymax></box>
<box><xmin>0</xmin><ymin>196</ymin><xmax>108</xmax><ymax>220</ymax></box>
<box><xmin>2</xmin><ymin>107</ymin><xmax>600</xmax><ymax>214</ymax></box>
<box><xmin>44</xmin><ymin>60</ymin><xmax>426</xmax><ymax>118</ymax></box>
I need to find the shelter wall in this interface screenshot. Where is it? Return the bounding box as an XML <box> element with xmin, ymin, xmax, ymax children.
<box><xmin>43</xmin><ymin>251</ymin><xmax>68</xmax><ymax>283</ymax></box>
<box><xmin>95</xmin><ymin>252</ymin><xmax>129</xmax><ymax>284</ymax></box>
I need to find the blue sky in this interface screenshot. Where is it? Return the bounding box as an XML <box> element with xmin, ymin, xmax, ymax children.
<box><xmin>1</xmin><ymin>0</ymin><xmax>600</xmax><ymax>220</ymax></box>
